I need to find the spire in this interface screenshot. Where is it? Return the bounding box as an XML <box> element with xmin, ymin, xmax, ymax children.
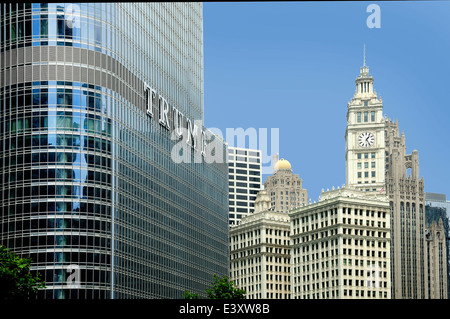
<box><xmin>354</xmin><ymin>44</ymin><xmax>374</xmax><ymax>97</ymax></box>
<box><xmin>360</xmin><ymin>44</ymin><xmax>369</xmax><ymax>76</ymax></box>
<box><xmin>363</xmin><ymin>44</ymin><xmax>366</xmax><ymax>67</ymax></box>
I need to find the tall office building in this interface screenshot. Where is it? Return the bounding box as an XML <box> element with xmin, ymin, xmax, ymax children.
<box><xmin>425</xmin><ymin>205</ymin><xmax>448</xmax><ymax>299</ymax></box>
<box><xmin>230</xmin><ymin>190</ymin><xmax>291</xmax><ymax>299</ymax></box>
<box><xmin>228</xmin><ymin>146</ymin><xmax>262</xmax><ymax>225</ymax></box>
<box><xmin>345</xmin><ymin>59</ymin><xmax>385</xmax><ymax>194</ymax></box>
<box><xmin>345</xmin><ymin>56</ymin><xmax>429</xmax><ymax>299</ymax></box>
<box><xmin>0</xmin><ymin>3</ymin><xmax>229</xmax><ymax>299</ymax></box>
<box><xmin>426</xmin><ymin>192</ymin><xmax>450</xmax><ymax>298</ymax></box>
<box><xmin>426</xmin><ymin>193</ymin><xmax>450</xmax><ymax>219</ymax></box>
<box><xmin>264</xmin><ymin>155</ymin><xmax>308</xmax><ymax>213</ymax></box>
<box><xmin>290</xmin><ymin>187</ymin><xmax>391</xmax><ymax>299</ymax></box>
<box><xmin>384</xmin><ymin>118</ymin><xmax>428</xmax><ymax>299</ymax></box>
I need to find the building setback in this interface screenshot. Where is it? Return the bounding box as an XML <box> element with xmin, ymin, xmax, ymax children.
<box><xmin>0</xmin><ymin>3</ymin><xmax>229</xmax><ymax>299</ymax></box>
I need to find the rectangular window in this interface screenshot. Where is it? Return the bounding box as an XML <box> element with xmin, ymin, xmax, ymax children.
<box><xmin>371</xmin><ymin>111</ymin><xmax>375</xmax><ymax>122</ymax></box>
<box><xmin>357</xmin><ymin>153</ymin><xmax>362</xmax><ymax>160</ymax></box>
<box><xmin>371</xmin><ymin>162</ymin><xmax>375</xmax><ymax>168</ymax></box>
<box><xmin>357</xmin><ymin>163</ymin><xmax>361</xmax><ymax>169</ymax></box>
<box><xmin>364</xmin><ymin>112</ymin><xmax>368</xmax><ymax>122</ymax></box>
<box><xmin>364</xmin><ymin>162</ymin><xmax>369</xmax><ymax>169</ymax></box>
<box><xmin>371</xmin><ymin>171</ymin><xmax>376</xmax><ymax>177</ymax></box>
<box><xmin>357</xmin><ymin>112</ymin><xmax>361</xmax><ymax>123</ymax></box>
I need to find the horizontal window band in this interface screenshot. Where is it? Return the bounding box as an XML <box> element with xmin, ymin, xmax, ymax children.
<box><xmin>1</xmin><ymin>46</ymin><xmax>144</xmax><ymax>114</ymax></box>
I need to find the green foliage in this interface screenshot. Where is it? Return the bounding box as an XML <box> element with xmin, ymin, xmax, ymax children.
<box><xmin>205</xmin><ymin>275</ymin><xmax>246</xmax><ymax>299</ymax></box>
<box><xmin>182</xmin><ymin>290</ymin><xmax>199</xmax><ymax>299</ymax></box>
<box><xmin>182</xmin><ymin>275</ymin><xmax>246</xmax><ymax>299</ymax></box>
<box><xmin>0</xmin><ymin>245</ymin><xmax>45</xmax><ymax>299</ymax></box>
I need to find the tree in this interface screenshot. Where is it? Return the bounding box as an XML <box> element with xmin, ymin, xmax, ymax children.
<box><xmin>205</xmin><ymin>275</ymin><xmax>246</xmax><ymax>299</ymax></box>
<box><xmin>182</xmin><ymin>275</ymin><xmax>246</xmax><ymax>299</ymax></box>
<box><xmin>0</xmin><ymin>245</ymin><xmax>45</xmax><ymax>299</ymax></box>
<box><xmin>182</xmin><ymin>290</ymin><xmax>199</xmax><ymax>299</ymax></box>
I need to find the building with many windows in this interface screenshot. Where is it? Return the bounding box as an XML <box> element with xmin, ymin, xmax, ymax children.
<box><xmin>0</xmin><ymin>3</ymin><xmax>229</xmax><ymax>299</ymax></box>
<box><xmin>425</xmin><ymin>204</ymin><xmax>449</xmax><ymax>299</ymax></box>
<box><xmin>345</xmin><ymin>57</ymin><xmax>430</xmax><ymax>298</ymax></box>
<box><xmin>426</xmin><ymin>193</ymin><xmax>450</xmax><ymax>213</ymax></box>
<box><xmin>264</xmin><ymin>155</ymin><xmax>308</xmax><ymax>213</ymax></box>
<box><xmin>345</xmin><ymin>60</ymin><xmax>385</xmax><ymax>194</ymax></box>
<box><xmin>426</xmin><ymin>193</ymin><xmax>450</xmax><ymax>228</ymax></box>
<box><xmin>228</xmin><ymin>146</ymin><xmax>262</xmax><ymax>225</ymax></box>
<box><xmin>426</xmin><ymin>192</ymin><xmax>450</xmax><ymax>298</ymax></box>
<box><xmin>384</xmin><ymin>118</ymin><xmax>428</xmax><ymax>299</ymax></box>
<box><xmin>290</xmin><ymin>186</ymin><xmax>391</xmax><ymax>299</ymax></box>
<box><xmin>230</xmin><ymin>190</ymin><xmax>291</xmax><ymax>299</ymax></box>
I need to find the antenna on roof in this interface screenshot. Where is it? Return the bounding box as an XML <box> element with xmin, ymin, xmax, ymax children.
<box><xmin>363</xmin><ymin>44</ymin><xmax>366</xmax><ymax>67</ymax></box>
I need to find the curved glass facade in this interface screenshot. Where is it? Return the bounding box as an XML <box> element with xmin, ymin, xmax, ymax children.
<box><xmin>0</xmin><ymin>3</ymin><xmax>229</xmax><ymax>299</ymax></box>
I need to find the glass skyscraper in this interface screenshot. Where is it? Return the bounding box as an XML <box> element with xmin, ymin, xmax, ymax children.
<box><xmin>0</xmin><ymin>3</ymin><xmax>229</xmax><ymax>299</ymax></box>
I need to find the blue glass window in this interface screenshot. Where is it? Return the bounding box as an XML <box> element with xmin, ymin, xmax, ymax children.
<box><xmin>32</xmin><ymin>16</ymin><xmax>40</xmax><ymax>38</ymax></box>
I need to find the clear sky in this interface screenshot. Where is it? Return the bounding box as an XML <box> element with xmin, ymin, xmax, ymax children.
<box><xmin>203</xmin><ymin>1</ymin><xmax>450</xmax><ymax>202</ymax></box>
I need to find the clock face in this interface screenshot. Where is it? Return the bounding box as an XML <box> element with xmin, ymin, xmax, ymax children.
<box><xmin>358</xmin><ymin>132</ymin><xmax>375</xmax><ymax>147</ymax></box>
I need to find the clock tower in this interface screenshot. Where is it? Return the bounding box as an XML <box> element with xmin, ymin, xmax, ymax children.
<box><xmin>345</xmin><ymin>51</ymin><xmax>385</xmax><ymax>193</ymax></box>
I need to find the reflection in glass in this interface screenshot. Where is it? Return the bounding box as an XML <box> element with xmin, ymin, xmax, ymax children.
<box><xmin>72</xmin><ymin>112</ymin><xmax>81</xmax><ymax>131</ymax></box>
<box><xmin>48</xmin><ymin>111</ymin><xmax>56</xmax><ymax>128</ymax></box>
<box><xmin>32</xmin><ymin>16</ymin><xmax>40</xmax><ymax>38</ymax></box>
<box><xmin>48</xmin><ymin>134</ymin><xmax>57</xmax><ymax>146</ymax></box>
<box><xmin>48</xmin><ymin>14</ymin><xmax>57</xmax><ymax>38</ymax></box>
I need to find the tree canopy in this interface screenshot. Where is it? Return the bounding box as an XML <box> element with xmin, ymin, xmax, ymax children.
<box><xmin>183</xmin><ymin>274</ymin><xmax>246</xmax><ymax>299</ymax></box>
<box><xmin>206</xmin><ymin>274</ymin><xmax>246</xmax><ymax>299</ymax></box>
<box><xmin>0</xmin><ymin>245</ymin><xmax>45</xmax><ymax>299</ymax></box>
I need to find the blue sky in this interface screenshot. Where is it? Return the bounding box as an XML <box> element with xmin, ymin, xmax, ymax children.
<box><xmin>203</xmin><ymin>1</ymin><xmax>450</xmax><ymax>201</ymax></box>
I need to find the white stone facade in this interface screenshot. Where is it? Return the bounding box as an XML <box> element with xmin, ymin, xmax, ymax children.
<box><xmin>290</xmin><ymin>187</ymin><xmax>391</xmax><ymax>299</ymax></box>
<box><xmin>230</xmin><ymin>191</ymin><xmax>291</xmax><ymax>299</ymax></box>
<box><xmin>345</xmin><ymin>64</ymin><xmax>386</xmax><ymax>193</ymax></box>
